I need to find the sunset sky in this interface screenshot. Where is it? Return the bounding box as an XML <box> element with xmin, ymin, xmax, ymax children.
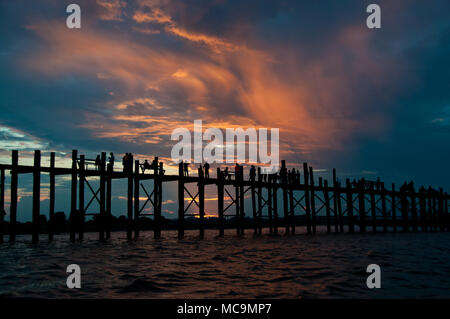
<box><xmin>1</xmin><ymin>0</ymin><xmax>450</xmax><ymax>221</ymax></box>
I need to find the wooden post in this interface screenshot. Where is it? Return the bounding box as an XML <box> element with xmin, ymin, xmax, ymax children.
<box><xmin>411</xmin><ymin>186</ymin><xmax>418</xmax><ymax>232</ymax></box>
<box><xmin>400</xmin><ymin>187</ymin><xmax>409</xmax><ymax>232</ymax></box>
<box><xmin>358</xmin><ymin>179</ymin><xmax>366</xmax><ymax>233</ymax></box>
<box><xmin>304</xmin><ymin>163</ymin><xmax>311</xmax><ymax>234</ymax></box>
<box><xmin>432</xmin><ymin>193</ymin><xmax>437</xmax><ymax>231</ymax></box>
<box><xmin>346</xmin><ymin>179</ymin><xmax>354</xmax><ymax>233</ymax></box>
<box><xmin>445</xmin><ymin>193</ymin><xmax>449</xmax><ymax>231</ymax></box>
<box><xmin>158</xmin><ymin>162</ymin><xmax>163</xmax><ymax>233</ymax></box>
<box><xmin>99</xmin><ymin>152</ymin><xmax>106</xmax><ymax>241</ymax></box>
<box><xmin>370</xmin><ymin>184</ymin><xmax>377</xmax><ymax>232</ymax></box>
<box><xmin>282</xmin><ymin>161</ymin><xmax>289</xmax><ymax>235</ymax></box>
<box><xmin>134</xmin><ymin>159</ymin><xmax>140</xmax><ymax>238</ymax></box>
<box><xmin>106</xmin><ymin>162</ymin><xmax>112</xmax><ymax>240</ymax></box>
<box><xmin>250</xmin><ymin>168</ymin><xmax>257</xmax><ymax>235</ymax></box>
<box><xmin>427</xmin><ymin>191</ymin><xmax>433</xmax><ymax>232</ymax></box>
<box><xmin>268</xmin><ymin>183</ymin><xmax>273</xmax><ymax>234</ymax></box>
<box><xmin>419</xmin><ymin>188</ymin><xmax>426</xmax><ymax>232</ymax></box>
<box><xmin>178</xmin><ymin>163</ymin><xmax>185</xmax><ymax>238</ymax></box>
<box><xmin>381</xmin><ymin>183</ymin><xmax>387</xmax><ymax>232</ymax></box>
<box><xmin>32</xmin><ymin>150</ymin><xmax>41</xmax><ymax>243</ymax></box>
<box><xmin>0</xmin><ymin>169</ymin><xmax>4</xmax><ymax>243</ymax></box>
<box><xmin>391</xmin><ymin>184</ymin><xmax>397</xmax><ymax>232</ymax></box>
<box><xmin>289</xmin><ymin>186</ymin><xmax>294</xmax><ymax>234</ymax></box>
<box><xmin>273</xmin><ymin>185</ymin><xmax>278</xmax><ymax>235</ymax></box>
<box><xmin>127</xmin><ymin>155</ymin><xmax>134</xmax><ymax>240</ymax></box>
<box><xmin>153</xmin><ymin>157</ymin><xmax>160</xmax><ymax>239</ymax></box>
<box><xmin>70</xmin><ymin>150</ymin><xmax>78</xmax><ymax>242</ymax></box>
<box><xmin>217</xmin><ymin>168</ymin><xmax>224</xmax><ymax>237</ymax></box>
<box><xmin>78</xmin><ymin>155</ymin><xmax>85</xmax><ymax>241</ymax></box>
<box><xmin>235</xmin><ymin>176</ymin><xmax>240</xmax><ymax>236</ymax></box>
<box><xmin>199</xmin><ymin>169</ymin><xmax>205</xmax><ymax>239</ymax></box>
<box><xmin>309</xmin><ymin>167</ymin><xmax>316</xmax><ymax>234</ymax></box>
<box><xmin>257</xmin><ymin>167</ymin><xmax>262</xmax><ymax>235</ymax></box>
<box><xmin>332</xmin><ymin>169</ymin><xmax>339</xmax><ymax>233</ymax></box>
<box><xmin>324</xmin><ymin>180</ymin><xmax>331</xmax><ymax>233</ymax></box>
<box><xmin>10</xmin><ymin>150</ymin><xmax>18</xmax><ymax>242</ymax></box>
<box><xmin>439</xmin><ymin>189</ymin><xmax>444</xmax><ymax>232</ymax></box>
<box><xmin>48</xmin><ymin>152</ymin><xmax>55</xmax><ymax>242</ymax></box>
<box><xmin>239</xmin><ymin>173</ymin><xmax>245</xmax><ymax>236</ymax></box>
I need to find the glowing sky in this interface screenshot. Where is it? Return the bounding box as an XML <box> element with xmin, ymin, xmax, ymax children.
<box><xmin>1</xmin><ymin>0</ymin><xmax>450</xmax><ymax>221</ymax></box>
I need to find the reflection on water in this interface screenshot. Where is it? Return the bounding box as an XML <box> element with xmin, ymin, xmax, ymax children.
<box><xmin>1</xmin><ymin>228</ymin><xmax>450</xmax><ymax>298</ymax></box>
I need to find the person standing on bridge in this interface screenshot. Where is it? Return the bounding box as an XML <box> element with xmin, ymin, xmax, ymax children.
<box><xmin>108</xmin><ymin>152</ymin><xmax>114</xmax><ymax>171</ymax></box>
<box><xmin>249</xmin><ymin>165</ymin><xmax>256</xmax><ymax>182</ymax></box>
<box><xmin>204</xmin><ymin>162</ymin><xmax>210</xmax><ymax>178</ymax></box>
<box><xmin>183</xmin><ymin>161</ymin><xmax>189</xmax><ymax>177</ymax></box>
<box><xmin>95</xmin><ymin>155</ymin><xmax>101</xmax><ymax>171</ymax></box>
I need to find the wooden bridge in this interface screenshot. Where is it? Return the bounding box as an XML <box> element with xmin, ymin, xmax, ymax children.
<box><xmin>0</xmin><ymin>149</ymin><xmax>449</xmax><ymax>243</ymax></box>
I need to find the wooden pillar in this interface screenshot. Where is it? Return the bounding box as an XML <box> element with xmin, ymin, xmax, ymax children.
<box><xmin>178</xmin><ymin>163</ymin><xmax>185</xmax><ymax>238</ymax></box>
<box><xmin>268</xmin><ymin>183</ymin><xmax>273</xmax><ymax>234</ymax></box>
<box><xmin>303</xmin><ymin>163</ymin><xmax>311</xmax><ymax>234</ymax></box>
<box><xmin>10</xmin><ymin>150</ymin><xmax>18</xmax><ymax>242</ymax></box>
<box><xmin>239</xmin><ymin>174</ymin><xmax>244</xmax><ymax>236</ymax></box>
<box><xmin>309</xmin><ymin>167</ymin><xmax>316</xmax><ymax>234</ymax></box>
<box><xmin>127</xmin><ymin>155</ymin><xmax>134</xmax><ymax>240</ymax></box>
<box><xmin>78</xmin><ymin>155</ymin><xmax>85</xmax><ymax>241</ymax></box>
<box><xmin>324</xmin><ymin>180</ymin><xmax>331</xmax><ymax>233</ymax></box>
<box><xmin>217</xmin><ymin>168</ymin><xmax>224</xmax><ymax>237</ymax></box>
<box><xmin>0</xmin><ymin>169</ymin><xmax>4</xmax><ymax>243</ymax></box>
<box><xmin>199</xmin><ymin>170</ymin><xmax>205</xmax><ymax>239</ymax></box>
<box><xmin>106</xmin><ymin>163</ymin><xmax>112</xmax><ymax>240</ymax></box>
<box><xmin>439</xmin><ymin>189</ymin><xmax>444</xmax><ymax>232</ymax></box>
<box><xmin>257</xmin><ymin>167</ymin><xmax>262</xmax><ymax>235</ymax></box>
<box><xmin>445</xmin><ymin>193</ymin><xmax>449</xmax><ymax>232</ymax></box>
<box><xmin>153</xmin><ymin>157</ymin><xmax>160</xmax><ymax>239</ymax></box>
<box><xmin>381</xmin><ymin>183</ymin><xmax>388</xmax><ymax>232</ymax></box>
<box><xmin>411</xmin><ymin>186</ymin><xmax>418</xmax><ymax>232</ymax></box>
<box><xmin>32</xmin><ymin>150</ymin><xmax>41</xmax><ymax>243</ymax></box>
<box><xmin>400</xmin><ymin>188</ymin><xmax>409</xmax><ymax>232</ymax></box>
<box><xmin>358</xmin><ymin>179</ymin><xmax>366</xmax><ymax>233</ymax></box>
<box><xmin>250</xmin><ymin>169</ymin><xmax>257</xmax><ymax>235</ymax></box>
<box><xmin>345</xmin><ymin>179</ymin><xmax>354</xmax><ymax>233</ymax></box>
<box><xmin>370</xmin><ymin>185</ymin><xmax>377</xmax><ymax>232</ymax></box>
<box><xmin>289</xmin><ymin>187</ymin><xmax>294</xmax><ymax>234</ymax></box>
<box><xmin>391</xmin><ymin>184</ymin><xmax>397</xmax><ymax>232</ymax></box>
<box><xmin>427</xmin><ymin>191</ymin><xmax>433</xmax><ymax>232</ymax></box>
<box><xmin>48</xmin><ymin>152</ymin><xmax>55</xmax><ymax>241</ymax></box>
<box><xmin>134</xmin><ymin>160</ymin><xmax>140</xmax><ymax>238</ymax></box>
<box><xmin>70</xmin><ymin>150</ymin><xmax>78</xmax><ymax>242</ymax></box>
<box><xmin>99</xmin><ymin>152</ymin><xmax>106</xmax><ymax>241</ymax></box>
<box><xmin>281</xmin><ymin>161</ymin><xmax>289</xmax><ymax>235</ymax></box>
<box><xmin>419</xmin><ymin>189</ymin><xmax>426</xmax><ymax>232</ymax></box>
<box><xmin>332</xmin><ymin>169</ymin><xmax>339</xmax><ymax>233</ymax></box>
<box><xmin>158</xmin><ymin>163</ymin><xmax>163</xmax><ymax>233</ymax></box>
<box><xmin>235</xmin><ymin>177</ymin><xmax>240</xmax><ymax>236</ymax></box>
<box><xmin>273</xmin><ymin>185</ymin><xmax>278</xmax><ymax>235</ymax></box>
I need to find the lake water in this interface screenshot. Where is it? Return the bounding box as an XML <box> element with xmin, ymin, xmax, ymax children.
<box><xmin>1</xmin><ymin>228</ymin><xmax>450</xmax><ymax>298</ymax></box>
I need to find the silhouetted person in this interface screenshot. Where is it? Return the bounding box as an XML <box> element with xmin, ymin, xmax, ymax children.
<box><xmin>108</xmin><ymin>152</ymin><xmax>115</xmax><ymax>171</ymax></box>
<box><xmin>143</xmin><ymin>160</ymin><xmax>151</xmax><ymax>172</ymax></box>
<box><xmin>224</xmin><ymin>167</ymin><xmax>231</xmax><ymax>180</ymax></box>
<box><xmin>376</xmin><ymin>177</ymin><xmax>381</xmax><ymax>191</ymax></box>
<box><xmin>249</xmin><ymin>165</ymin><xmax>256</xmax><ymax>181</ymax></box>
<box><xmin>183</xmin><ymin>161</ymin><xmax>189</xmax><ymax>177</ymax></box>
<box><xmin>204</xmin><ymin>162</ymin><xmax>210</xmax><ymax>178</ymax></box>
<box><xmin>159</xmin><ymin>162</ymin><xmax>165</xmax><ymax>176</ymax></box>
<box><xmin>95</xmin><ymin>155</ymin><xmax>101</xmax><ymax>171</ymax></box>
<box><xmin>198</xmin><ymin>165</ymin><xmax>204</xmax><ymax>178</ymax></box>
